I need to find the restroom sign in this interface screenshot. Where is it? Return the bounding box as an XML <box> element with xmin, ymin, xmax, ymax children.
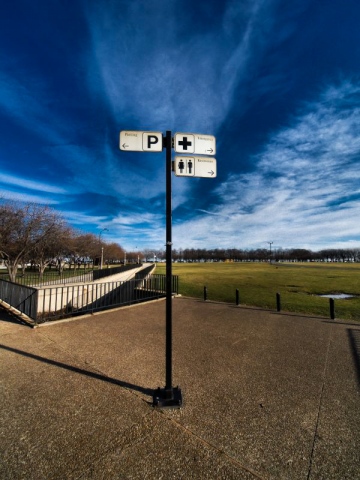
<box><xmin>119</xmin><ymin>131</ymin><xmax>163</xmax><ymax>152</ymax></box>
<box><xmin>174</xmin><ymin>156</ymin><xmax>217</xmax><ymax>178</ymax></box>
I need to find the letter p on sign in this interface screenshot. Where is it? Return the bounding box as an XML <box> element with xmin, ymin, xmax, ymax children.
<box><xmin>143</xmin><ymin>132</ymin><xmax>163</xmax><ymax>152</ymax></box>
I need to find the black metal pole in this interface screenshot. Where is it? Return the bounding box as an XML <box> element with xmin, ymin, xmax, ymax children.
<box><xmin>165</xmin><ymin>130</ymin><xmax>173</xmax><ymax>390</ymax></box>
<box><xmin>276</xmin><ymin>292</ymin><xmax>281</xmax><ymax>312</ymax></box>
<box><xmin>204</xmin><ymin>286</ymin><xmax>207</xmax><ymax>301</ymax></box>
<box><xmin>152</xmin><ymin>131</ymin><xmax>182</xmax><ymax>408</ymax></box>
<box><xmin>329</xmin><ymin>298</ymin><xmax>335</xmax><ymax>320</ymax></box>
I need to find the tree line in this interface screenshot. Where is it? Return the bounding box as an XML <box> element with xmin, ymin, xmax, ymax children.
<box><xmin>0</xmin><ymin>202</ymin><xmax>137</xmax><ymax>282</ymax></box>
<box><xmin>144</xmin><ymin>247</ymin><xmax>360</xmax><ymax>263</ymax></box>
<box><xmin>1</xmin><ymin>201</ymin><xmax>358</xmax><ymax>283</ymax></box>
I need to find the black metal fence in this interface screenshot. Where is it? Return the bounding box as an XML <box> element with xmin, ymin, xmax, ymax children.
<box><xmin>36</xmin><ymin>274</ymin><xmax>178</xmax><ymax>323</ymax></box>
<box><xmin>93</xmin><ymin>264</ymin><xmax>142</xmax><ymax>281</ymax></box>
<box><xmin>0</xmin><ymin>268</ymin><xmax>179</xmax><ymax>324</ymax></box>
<box><xmin>137</xmin><ymin>274</ymin><xmax>178</xmax><ymax>294</ymax></box>
<box><xmin>0</xmin><ymin>279</ymin><xmax>38</xmax><ymax>319</ymax></box>
<box><xmin>1</xmin><ymin>264</ymin><xmax>142</xmax><ymax>287</ymax></box>
<box><xmin>0</xmin><ymin>270</ymin><xmax>93</xmax><ymax>286</ymax></box>
<box><xmin>135</xmin><ymin>264</ymin><xmax>156</xmax><ymax>279</ymax></box>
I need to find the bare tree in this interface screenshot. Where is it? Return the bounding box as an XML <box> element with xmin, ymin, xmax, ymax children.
<box><xmin>71</xmin><ymin>233</ymin><xmax>99</xmax><ymax>268</ymax></box>
<box><xmin>32</xmin><ymin>216</ymin><xmax>73</xmax><ymax>278</ymax></box>
<box><xmin>104</xmin><ymin>242</ymin><xmax>125</xmax><ymax>264</ymax></box>
<box><xmin>0</xmin><ymin>202</ymin><xmax>71</xmax><ymax>281</ymax></box>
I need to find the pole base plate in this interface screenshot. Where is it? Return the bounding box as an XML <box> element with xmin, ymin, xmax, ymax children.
<box><xmin>152</xmin><ymin>386</ymin><xmax>183</xmax><ymax>408</ymax></box>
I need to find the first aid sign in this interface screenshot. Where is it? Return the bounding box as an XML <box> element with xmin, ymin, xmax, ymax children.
<box><xmin>119</xmin><ymin>131</ymin><xmax>163</xmax><ymax>152</ymax></box>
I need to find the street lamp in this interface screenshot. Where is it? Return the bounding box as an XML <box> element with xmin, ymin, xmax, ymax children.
<box><xmin>267</xmin><ymin>241</ymin><xmax>273</xmax><ymax>263</ymax></box>
<box><xmin>99</xmin><ymin>228</ymin><xmax>109</xmax><ymax>269</ymax></box>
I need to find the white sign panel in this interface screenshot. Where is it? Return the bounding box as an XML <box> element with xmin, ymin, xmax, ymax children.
<box><xmin>174</xmin><ymin>156</ymin><xmax>217</xmax><ymax>178</ymax></box>
<box><xmin>119</xmin><ymin>131</ymin><xmax>163</xmax><ymax>152</ymax></box>
<box><xmin>174</xmin><ymin>133</ymin><xmax>216</xmax><ymax>155</ymax></box>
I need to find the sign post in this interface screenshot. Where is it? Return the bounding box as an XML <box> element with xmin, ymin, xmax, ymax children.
<box><xmin>119</xmin><ymin>129</ymin><xmax>217</xmax><ymax>408</ymax></box>
<box><xmin>152</xmin><ymin>131</ymin><xmax>182</xmax><ymax>407</ymax></box>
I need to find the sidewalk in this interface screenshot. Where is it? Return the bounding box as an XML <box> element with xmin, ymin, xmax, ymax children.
<box><xmin>58</xmin><ymin>263</ymin><xmax>152</xmax><ymax>286</ymax></box>
<box><xmin>1</xmin><ymin>297</ymin><xmax>359</xmax><ymax>479</ymax></box>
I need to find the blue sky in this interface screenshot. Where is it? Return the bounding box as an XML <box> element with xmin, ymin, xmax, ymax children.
<box><xmin>1</xmin><ymin>0</ymin><xmax>360</xmax><ymax>252</ymax></box>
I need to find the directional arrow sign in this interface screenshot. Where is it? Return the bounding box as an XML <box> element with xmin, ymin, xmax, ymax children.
<box><xmin>119</xmin><ymin>130</ymin><xmax>163</xmax><ymax>152</ymax></box>
<box><xmin>174</xmin><ymin>133</ymin><xmax>216</xmax><ymax>155</ymax></box>
<box><xmin>174</xmin><ymin>156</ymin><xmax>217</xmax><ymax>178</ymax></box>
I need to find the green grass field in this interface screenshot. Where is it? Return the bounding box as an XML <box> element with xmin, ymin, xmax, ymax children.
<box><xmin>155</xmin><ymin>262</ymin><xmax>360</xmax><ymax>321</ymax></box>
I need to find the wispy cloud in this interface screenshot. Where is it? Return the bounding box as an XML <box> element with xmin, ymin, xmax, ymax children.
<box><xmin>173</xmin><ymin>80</ymin><xmax>360</xmax><ymax>250</ymax></box>
<box><xmin>58</xmin><ymin>208</ymin><xmax>166</xmax><ymax>250</ymax></box>
<box><xmin>77</xmin><ymin>0</ymin><xmax>283</xmax><ymax>237</ymax></box>
<box><xmin>85</xmin><ymin>0</ymin><xmax>278</xmax><ymax>133</ymax></box>
<box><xmin>0</xmin><ymin>173</ymin><xmax>67</xmax><ymax>194</ymax></box>
<box><xmin>0</xmin><ymin>171</ymin><xmax>71</xmax><ymax>205</ymax></box>
<box><xmin>1</xmin><ymin>1</ymin><xmax>359</xmax><ymax>253</ymax></box>
<box><xmin>0</xmin><ymin>189</ymin><xmax>60</xmax><ymax>205</ymax></box>
<box><xmin>61</xmin><ymin>210</ymin><xmax>108</xmax><ymax>227</ymax></box>
<box><xmin>109</xmin><ymin>211</ymin><xmax>165</xmax><ymax>246</ymax></box>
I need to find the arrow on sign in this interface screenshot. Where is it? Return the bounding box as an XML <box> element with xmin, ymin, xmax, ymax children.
<box><xmin>208</xmin><ymin>170</ymin><xmax>215</xmax><ymax>176</ymax></box>
<box><xmin>174</xmin><ymin>132</ymin><xmax>216</xmax><ymax>155</ymax></box>
<box><xmin>119</xmin><ymin>131</ymin><xmax>163</xmax><ymax>152</ymax></box>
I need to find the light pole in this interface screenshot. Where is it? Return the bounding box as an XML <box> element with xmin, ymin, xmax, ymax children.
<box><xmin>267</xmin><ymin>241</ymin><xmax>273</xmax><ymax>262</ymax></box>
<box><xmin>99</xmin><ymin>228</ymin><xmax>108</xmax><ymax>269</ymax></box>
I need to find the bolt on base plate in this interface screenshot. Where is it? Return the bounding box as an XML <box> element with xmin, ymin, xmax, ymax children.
<box><xmin>152</xmin><ymin>386</ymin><xmax>182</xmax><ymax>408</ymax></box>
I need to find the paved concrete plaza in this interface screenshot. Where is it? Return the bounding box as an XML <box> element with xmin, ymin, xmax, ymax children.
<box><xmin>1</xmin><ymin>297</ymin><xmax>359</xmax><ymax>479</ymax></box>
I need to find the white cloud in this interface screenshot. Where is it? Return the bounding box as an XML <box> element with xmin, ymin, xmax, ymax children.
<box><xmin>0</xmin><ymin>189</ymin><xmax>60</xmax><ymax>205</ymax></box>
<box><xmin>75</xmin><ymin>0</ymin><xmax>282</xmax><ymax>232</ymax></box>
<box><xmin>109</xmin><ymin>211</ymin><xmax>163</xmax><ymax>228</ymax></box>
<box><xmin>173</xmin><ymin>80</ymin><xmax>360</xmax><ymax>250</ymax></box>
<box><xmin>0</xmin><ymin>173</ymin><xmax>67</xmax><ymax>194</ymax></box>
<box><xmin>84</xmin><ymin>0</ymin><xmax>278</xmax><ymax>134</ymax></box>
<box><xmin>57</xmin><ymin>208</ymin><xmax>166</xmax><ymax>250</ymax></box>
<box><xmin>108</xmin><ymin>211</ymin><xmax>165</xmax><ymax>248</ymax></box>
<box><xmin>59</xmin><ymin>210</ymin><xmax>108</xmax><ymax>228</ymax></box>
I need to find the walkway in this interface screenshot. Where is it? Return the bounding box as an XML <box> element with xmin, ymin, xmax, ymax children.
<box><xmin>1</xmin><ymin>297</ymin><xmax>359</xmax><ymax>479</ymax></box>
